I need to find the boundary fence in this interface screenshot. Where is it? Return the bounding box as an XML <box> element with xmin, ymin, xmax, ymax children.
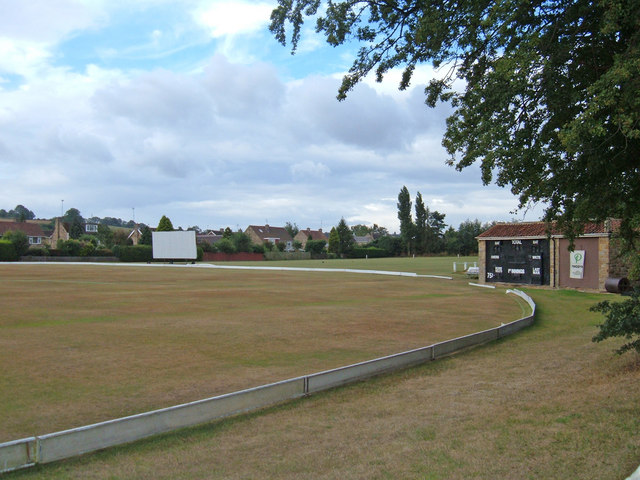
<box><xmin>0</xmin><ymin>288</ymin><xmax>535</xmax><ymax>474</ymax></box>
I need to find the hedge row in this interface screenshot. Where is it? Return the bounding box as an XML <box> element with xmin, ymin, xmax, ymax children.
<box><xmin>349</xmin><ymin>247</ymin><xmax>388</xmax><ymax>259</ymax></box>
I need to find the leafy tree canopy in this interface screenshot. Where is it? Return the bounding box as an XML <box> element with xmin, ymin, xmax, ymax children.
<box><xmin>271</xmin><ymin>0</ymin><xmax>640</xmax><ymax>240</ymax></box>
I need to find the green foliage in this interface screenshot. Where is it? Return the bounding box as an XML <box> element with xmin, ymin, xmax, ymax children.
<box><xmin>276</xmin><ymin>241</ymin><xmax>286</xmax><ymax>252</ymax></box>
<box><xmin>58</xmin><ymin>239</ymin><xmax>83</xmax><ymax>256</ymax></box>
<box><xmin>305</xmin><ymin>239</ymin><xmax>327</xmax><ymax>255</ymax></box>
<box><xmin>349</xmin><ymin>247</ymin><xmax>388</xmax><ymax>259</ymax></box>
<box><xmin>97</xmin><ymin>223</ymin><xmax>114</xmax><ymax>248</ymax></box>
<box><xmin>156</xmin><ymin>215</ymin><xmax>174</xmax><ymax>232</ymax></box>
<box><xmin>139</xmin><ymin>225</ymin><xmax>152</xmax><ymax>245</ymax></box>
<box><xmin>335</xmin><ymin>218</ymin><xmax>354</xmax><ymax>256</ymax></box>
<box><xmin>223</xmin><ymin>227</ymin><xmax>233</xmax><ymax>239</ymax></box>
<box><xmin>0</xmin><ymin>240</ymin><xmax>18</xmax><ymax>261</ymax></box>
<box><xmin>23</xmin><ymin>247</ymin><xmax>49</xmax><ymax>256</ymax></box>
<box><xmin>372</xmin><ymin>235</ymin><xmax>403</xmax><ymax>257</ymax></box>
<box><xmin>397</xmin><ymin>186</ymin><xmax>413</xmax><ymax>255</ymax></box>
<box><xmin>251</xmin><ymin>243</ymin><xmax>265</xmax><ymax>254</ymax></box>
<box><xmin>2</xmin><ymin>230</ymin><xmax>29</xmax><ymax>256</ymax></box>
<box><xmin>271</xmin><ymin>0</ymin><xmax>640</xmax><ymax>242</ymax></box>
<box><xmin>8</xmin><ymin>204</ymin><xmax>35</xmax><ymax>221</ymax></box>
<box><xmin>117</xmin><ymin>245</ymin><xmax>153</xmax><ymax>262</ymax></box>
<box><xmin>196</xmin><ymin>247</ymin><xmax>203</xmax><ymax>261</ymax></box>
<box><xmin>231</xmin><ymin>232</ymin><xmax>252</xmax><ymax>253</ymax></box>
<box><xmin>216</xmin><ymin>238</ymin><xmax>237</xmax><ymax>254</ymax></box>
<box><xmin>414</xmin><ymin>192</ymin><xmax>428</xmax><ymax>255</ymax></box>
<box><xmin>591</xmin><ymin>289</ymin><xmax>640</xmax><ymax>355</ymax></box>
<box><xmin>285</xmin><ymin>221</ymin><xmax>299</xmax><ymax>238</ymax></box>
<box><xmin>328</xmin><ymin>227</ymin><xmax>339</xmax><ymax>254</ymax></box>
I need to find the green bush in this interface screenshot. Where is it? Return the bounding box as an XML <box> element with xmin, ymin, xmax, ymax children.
<box><xmin>117</xmin><ymin>245</ymin><xmax>153</xmax><ymax>262</ymax></box>
<box><xmin>349</xmin><ymin>247</ymin><xmax>388</xmax><ymax>259</ymax></box>
<box><xmin>197</xmin><ymin>247</ymin><xmax>203</xmax><ymax>261</ymax></box>
<box><xmin>58</xmin><ymin>239</ymin><xmax>83</xmax><ymax>256</ymax></box>
<box><xmin>305</xmin><ymin>239</ymin><xmax>327</xmax><ymax>255</ymax></box>
<box><xmin>2</xmin><ymin>230</ymin><xmax>29</xmax><ymax>257</ymax></box>
<box><xmin>0</xmin><ymin>240</ymin><xmax>18</xmax><ymax>261</ymax></box>
<box><xmin>216</xmin><ymin>238</ymin><xmax>236</xmax><ymax>254</ymax></box>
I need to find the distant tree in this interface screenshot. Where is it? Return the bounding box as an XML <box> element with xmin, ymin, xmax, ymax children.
<box><xmin>457</xmin><ymin>219</ymin><xmax>484</xmax><ymax>255</ymax></box>
<box><xmin>305</xmin><ymin>239</ymin><xmax>327</xmax><ymax>255</ymax></box>
<box><xmin>427</xmin><ymin>210</ymin><xmax>447</xmax><ymax>253</ymax></box>
<box><xmin>328</xmin><ymin>227</ymin><xmax>340</xmax><ymax>254</ymax></box>
<box><xmin>370</xmin><ymin>224</ymin><xmax>389</xmax><ymax>239</ymax></box>
<box><xmin>350</xmin><ymin>224</ymin><xmax>371</xmax><ymax>236</ymax></box>
<box><xmin>336</xmin><ymin>218</ymin><xmax>354</xmax><ymax>256</ymax></box>
<box><xmin>62</xmin><ymin>208</ymin><xmax>84</xmax><ymax>239</ymax></box>
<box><xmin>397</xmin><ymin>186</ymin><xmax>414</xmax><ymax>255</ymax></box>
<box><xmin>139</xmin><ymin>226</ymin><xmax>152</xmax><ymax>245</ymax></box>
<box><xmin>112</xmin><ymin>230</ymin><xmax>132</xmax><ymax>246</ymax></box>
<box><xmin>371</xmin><ymin>235</ymin><xmax>403</xmax><ymax>257</ymax></box>
<box><xmin>0</xmin><ymin>209</ymin><xmax>8</xmax><ymax>218</ymax></box>
<box><xmin>101</xmin><ymin>217</ymin><xmax>124</xmax><ymax>227</ymax></box>
<box><xmin>444</xmin><ymin>227</ymin><xmax>461</xmax><ymax>255</ymax></box>
<box><xmin>187</xmin><ymin>225</ymin><xmax>202</xmax><ymax>233</ymax></box>
<box><xmin>414</xmin><ymin>192</ymin><xmax>428</xmax><ymax>255</ymax></box>
<box><xmin>156</xmin><ymin>215</ymin><xmax>174</xmax><ymax>232</ymax></box>
<box><xmin>276</xmin><ymin>241</ymin><xmax>286</xmax><ymax>252</ymax></box>
<box><xmin>2</xmin><ymin>230</ymin><xmax>29</xmax><ymax>256</ymax></box>
<box><xmin>216</xmin><ymin>238</ymin><xmax>237</xmax><ymax>254</ymax></box>
<box><xmin>97</xmin><ymin>224</ymin><xmax>114</xmax><ymax>248</ymax></box>
<box><xmin>11</xmin><ymin>205</ymin><xmax>35</xmax><ymax>222</ymax></box>
<box><xmin>223</xmin><ymin>227</ymin><xmax>233</xmax><ymax>239</ymax></box>
<box><xmin>232</xmin><ymin>232</ymin><xmax>252</xmax><ymax>253</ymax></box>
<box><xmin>293</xmin><ymin>240</ymin><xmax>303</xmax><ymax>251</ymax></box>
<box><xmin>285</xmin><ymin>221</ymin><xmax>299</xmax><ymax>238</ymax></box>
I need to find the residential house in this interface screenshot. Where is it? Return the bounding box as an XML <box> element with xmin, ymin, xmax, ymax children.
<box><xmin>128</xmin><ymin>225</ymin><xmax>143</xmax><ymax>245</ymax></box>
<box><xmin>293</xmin><ymin>228</ymin><xmax>327</xmax><ymax>250</ymax></box>
<box><xmin>196</xmin><ymin>231</ymin><xmax>223</xmax><ymax>247</ymax></box>
<box><xmin>0</xmin><ymin>220</ymin><xmax>48</xmax><ymax>247</ymax></box>
<box><xmin>245</xmin><ymin>225</ymin><xmax>294</xmax><ymax>251</ymax></box>
<box><xmin>477</xmin><ymin>220</ymin><xmax>628</xmax><ymax>291</ymax></box>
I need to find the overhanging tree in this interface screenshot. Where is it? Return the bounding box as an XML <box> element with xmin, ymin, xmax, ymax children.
<box><xmin>271</xmin><ymin>0</ymin><xmax>640</xmax><ymax>239</ymax></box>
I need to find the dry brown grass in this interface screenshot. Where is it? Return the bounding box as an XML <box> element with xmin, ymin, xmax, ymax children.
<box><xmin>3</xmin><ymin>263</ymin><xmax>639</xmax><ymax>479</ymax></box>
<box><xmin>0</xmin><ymin>263</ymin><xmax>519</xmax><ymax>442</ymax></box>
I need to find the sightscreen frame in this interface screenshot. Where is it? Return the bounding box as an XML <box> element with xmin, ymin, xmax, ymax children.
<box><xmin>152</xmin><ymin>231</ymin><xmax>197</xmax><ymax>260</ymax></box>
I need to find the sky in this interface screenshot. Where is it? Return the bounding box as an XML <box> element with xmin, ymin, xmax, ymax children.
<box><xmin>0</xmin><ymin>0</ymin><xmax>546</xmax><ymax>233</ymax></box>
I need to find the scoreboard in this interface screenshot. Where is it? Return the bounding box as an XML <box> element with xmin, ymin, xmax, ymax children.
<box><xmin>485</xmin><ymin>238</ymin><xmax>550</xmax><ymax>285</ymax></box>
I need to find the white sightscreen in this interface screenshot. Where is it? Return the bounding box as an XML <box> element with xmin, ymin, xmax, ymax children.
<box><xmin>152</xmin><ymin>231</ymin><xmax>197</xmax><ymax>259</ymax></box>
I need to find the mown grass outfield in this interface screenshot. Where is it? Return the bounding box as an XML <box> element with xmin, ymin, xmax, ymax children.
<box><xmin>1</xmin><ymin>256</ymin><xmax>514</xmax><ymax>442</ymax></box>
<box><xmin>3</xmin><ymin>257</ymin><xmax>639</xmax><ymax>479</ymax></box>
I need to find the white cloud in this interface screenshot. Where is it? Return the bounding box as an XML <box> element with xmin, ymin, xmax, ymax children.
<box><xmin>194</xmin><ymin>1</ymin><xmax>274</xmax><ymax>38</ymax></box>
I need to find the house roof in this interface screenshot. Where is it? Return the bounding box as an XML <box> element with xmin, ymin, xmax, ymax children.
<box><xmin>477</xmin><ymin>220</ymin><xmax>621</xmax><ymax>239</ymax></box>
<box><xmin>246</xmin><ymin>225</ymin><xmax>293</xmax><ymax>242</ymax></box>
<box><xmin>295</xmin><ymin>228</ymin><xmax>327</xmax><ymax>241</ymax></box>
<box><xmin>0</xmin><ymin>221</ymin><xmax>47</xmax><ymax>237</ymax></box>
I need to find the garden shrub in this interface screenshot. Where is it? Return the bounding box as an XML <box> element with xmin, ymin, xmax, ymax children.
<box><xmin>117</xmin><ymin>245</ymin><xmax>153</xmax><ymax>262</ymax></box>
<box><xmin>0</xmin><ymin>240</ymin><xmax>18</xmax><ymax>261</ymax></box>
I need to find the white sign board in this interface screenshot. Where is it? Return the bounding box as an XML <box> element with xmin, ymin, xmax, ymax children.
<box><xmin>569</xmin><ymin>250</ymin><xmax>585</xmax><ymax>279</ymax></box>
<box><xmin>152</xmin><ymin>231</ymin><xmax>197</xmax><ymax>260</ymax></box>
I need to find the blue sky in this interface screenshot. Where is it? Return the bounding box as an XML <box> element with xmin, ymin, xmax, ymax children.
<box><xmin>0</xmin><ymin>0</ymin><xmax>545</xmax><ymax>232</ymax></box>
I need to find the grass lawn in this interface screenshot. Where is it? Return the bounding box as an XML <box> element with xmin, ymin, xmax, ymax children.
<box><xmin>4</xmin><ymin>258</ymin><xmax>639</xmax><ymax>479</ymax></box>
<box><xmin>1</xmin><ymin>257</ymin><xmax>508</xmax><ymax>443</ymax></box>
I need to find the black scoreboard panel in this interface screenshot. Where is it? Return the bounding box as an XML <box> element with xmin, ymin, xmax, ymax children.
<box><xmin>485</xmin><ymin>239</ymin><xmax>550</xmax><ymax>285</ymax></box>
